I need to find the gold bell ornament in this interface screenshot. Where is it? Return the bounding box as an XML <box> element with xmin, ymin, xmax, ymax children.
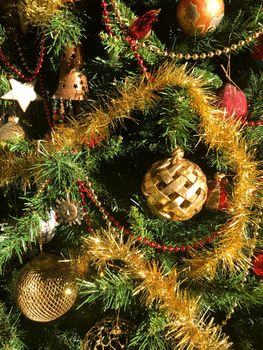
<box><xmin>142</xmin><ymin>148</ymin><xmax>208</xmax><ymax>221</ymax></box>
<box><xmin>52</xmin><ymin>44</ymin><xmax>88</xmax><ymax>126</ymax></box>
<box><xmin>15</xmin><ymin>253</ymin><xmax>77</xmax><ymax>322</ymax></box>
<box><xmin>0</xmin><ymin>116</ymin><xmax>25</xmax><ymax>144</ymax></box>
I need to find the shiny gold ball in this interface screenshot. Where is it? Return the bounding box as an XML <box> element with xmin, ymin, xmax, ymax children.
<box><xmin>15</xmin><ymin>253</ymin><xmax>77</xmax><ymax>322</ymax></box>
<box><xmin>142</xmin><ymin>149</ymin><xmax>208</xmax><ymax>221</ymax></box>
<box><xmin>177</xmin><ymin>0</ymin><xmax>225</xmax><ymax>35</ymax></box>
<box><xmin>82</xmin><ymin>317</ymin><xmax>132</xmax><ymax>350</ymax></box>
<box><xmin>0</xmin><ymin>122</ymin><xmax>25</xmax><ymax>142</ymax></box>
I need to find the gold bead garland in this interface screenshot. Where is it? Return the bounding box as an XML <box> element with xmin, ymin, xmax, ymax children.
<box><xmin>109</xmin><ymin>0</ymin><xmax>263</xmax><ymax>61</ymax></box>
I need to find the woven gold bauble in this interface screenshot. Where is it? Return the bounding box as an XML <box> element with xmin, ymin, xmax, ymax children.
<box><xmin>142</xmin><ymin>148</ymin><xmax>208</xmax><ymax>221</ymax></box>
<box><xmin>15</xmin><ymin>253</ymin><xmax>77</xmax><ymax>322</ymax></box>
<box><xmin>0</xmin><ymin>122</ymin><xmax>25</xmax><ymax>142</ymax></box>
<box><xmin>82</xmin><ymin>317</ymin><xmax>132</xmax><ymax>350</ymax></box>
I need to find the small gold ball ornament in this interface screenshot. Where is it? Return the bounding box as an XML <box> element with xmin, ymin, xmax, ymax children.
<box><xmin>176</xmin><ymin>0</ymin><xmax>225</xmax><ymax>35</ymax></box>
<box><xmin>142</xmin><ymin>148</ymin><xmax>208</xmax><ymax>221</ymax></box>
<box><xmin>15</xmin><ymin>253</ymin><xmax>77</xmax><ymax>322</ymax></box>
<box><xmin>82</xmin><ymin>317</ymin><xmax>132</xmax><ymax>350</ymax></box>
<box><xmin>0</xmin><ymin>122</ymin><xmax>25</xmax><ymax>143</ymax></box>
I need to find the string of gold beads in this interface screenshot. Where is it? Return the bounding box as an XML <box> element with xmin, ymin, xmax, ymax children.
<box><xmin>139</xmin><ymin>29</ymin><xmax>263</xmax><ymax>61</ymax></box>
<box><xmin>109</xmin><ymin>0</ymin><xmax>263</xmax><ymax>61</ymax></box>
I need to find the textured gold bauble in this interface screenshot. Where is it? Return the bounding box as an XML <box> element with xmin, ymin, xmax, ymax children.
<box><xmin>0</xmin><ymin>122</ymin><xmax>25</xmax><ymax>142</ymax></box>
<box><xmin>82</xmin><ymin>317</ymin><xmax>132</xmax><ymax>350</ymax></box>
<box><xmin>15</xmin><ymin>253</ymin><xmax>77</xmax><ymax>322</ymax></box>
<box><xmin>176</xmin><ymin>0</ymin><xmax>225</xmax><ymax>35</ymax></box>
<box><xmin>142</xmin><ymin>148</ymin><xmax>208</xmax><ymax>221</ymax></box>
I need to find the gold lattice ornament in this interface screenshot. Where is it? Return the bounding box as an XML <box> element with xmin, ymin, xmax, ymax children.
<box><xmin>55</xmin><ymin>194</ymin><xmax>82</xmax><ymax>226</ymax></box>
<box><xmin>142</xmin><ymin>148</ymin><xmax>208</xmax><ymax>221</ymax></box>
<box><xmin>15</xmin><ymin>253</ymin><xmax>77</xmax><ymax>322</ymax></box>
<box><xmin>82</xmin><ymin>317</ymin><xmax>133</xmax><ymax>350</ymax></box>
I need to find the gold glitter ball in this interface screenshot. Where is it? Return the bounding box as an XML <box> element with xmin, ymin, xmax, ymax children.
<box><xmin>15</xmin><ymin>253</ymin><xmax>77</xmax><ymax>322</ymax></box>
<box><xmin>142</xmin><ymin>148</ymin><xmax>208</xmax><ymax>221</ymax></box>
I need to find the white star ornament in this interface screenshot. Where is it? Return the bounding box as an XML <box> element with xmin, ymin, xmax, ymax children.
<box><xmin>1</xmin><ymin>79</ymin><xmax>43</xmax><ymax>112</ymax></box>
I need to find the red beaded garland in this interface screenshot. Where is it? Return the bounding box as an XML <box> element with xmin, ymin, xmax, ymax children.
<box><xmin>0</xmin><ymin>32</ymin><xmax>45</xmax><ymax>82</ymax></box>
<box><xmin>77</xmin><ymin>179</ymin><xmax>226</xmax><ymax>253</ymax></box>
<box><xmin>101</xmin><ymin>0</ymin><xmax>150</xmax><ymax>77</ymax></box>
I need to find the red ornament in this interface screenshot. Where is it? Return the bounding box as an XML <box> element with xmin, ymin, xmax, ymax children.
<box><xmin>217</xmin><ymin>83</ymin><xmax>248</xmax><ymax>121</ymax></box>
<box><xmin>176</xmin><ymin>0</ymin><xmax>225</xmax><ymax>35</ymax></box>
<box><xmin>253</xmin><ymin>253</ymin><xmax>263</xmax><ymax>277</ymax></box>
<box><xmin>205</xmin><ymin>174</ymin><xmax>229</xmax><ymax>211</ymax></box>
<box><xmin>128</xmin><ymin>9</ymin><xmax>161</xmax><ymax>40</ymax></box>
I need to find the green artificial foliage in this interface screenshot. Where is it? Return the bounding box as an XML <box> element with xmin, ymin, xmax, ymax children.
<box><xmin>0</xmin><ymin>303</ymin><xmax>25</xmax><ymax>350</ymax></box>
<box><xmin>0</xmin><ymin>0</ymin><xmax>262</xmax><ymax>349</ymax></box>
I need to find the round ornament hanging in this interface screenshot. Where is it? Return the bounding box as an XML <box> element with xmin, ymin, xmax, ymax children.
<box><xmin>0</xmin><ymin>120</ymin><xmax>25</xmax><ymax>143</ymax></box>
<box><xmin>142</xmin><ymin>148</ymin><xmax>208</xmax><ymax>221</ymax></box>
<box><xmin>217</xmin><ymin>83</ymin><xmax>248</xmax><ymax>121</ymax></box>
<box><xmin>38</xmin><ymin>210</ymin><xmax>57</xmax><ymax>244</ymax></box>
<box><xmin>15</xmin><ymin>253</ymin><xmax>77</xmax><ymax>322</ymax></box>
<box><xmin>176</xmin><ymin>0</ymin><xmax>225</xmax><ymax>35</ymax></box>
<box><xmin>205</xmin><ymin>174</ymin><xmax>229</xmax><ymax>211</ymax></box>
<box><xmin>82</xmin><ymin>317</ymin><xmax>132</xmax><ymax>350</ymax></box>
<box><xmin>253</xmin><ymin>253</ymin><xmax>263</xmax><ymax>278</ymax></box>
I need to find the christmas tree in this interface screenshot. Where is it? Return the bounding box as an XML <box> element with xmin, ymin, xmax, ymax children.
<box><xmin>0</xmin><ymin>1</ymin><xmax>262</xmax><ymax>349</ymax></box>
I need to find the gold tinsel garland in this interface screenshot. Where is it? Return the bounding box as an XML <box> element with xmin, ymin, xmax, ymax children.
<box><xmin>0</xmin><ymin>64</ymin><xmax>262</xmax><ymax>279</ymax></box>
<box><xmin>84</xmin><ymin>229</ymin><xmax>232</xmax><ymax>350</ymax></box>
<box><xmin>17</xmin><ymin>0</ymin><xmax>77</xmax><ymax>27</ymax></box>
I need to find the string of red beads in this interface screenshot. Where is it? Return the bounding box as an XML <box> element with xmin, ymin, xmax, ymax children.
<box><xmin>101</xmin><ymin>0</ymin><xmax>150</xmax><ymax>77</ymax></box>
<box><xmin>77</xmin><ymin>179</ymin><xmax>225</xmax><ymax>253</ymax></box>
<box><xmin>77</xmin><ymin>181</ymin><xmax>95</xmax><ymax>234</ymax></box>
<box><xmin>0</xmin><ymin>32</ymin><xmax>45</xmax><ymax>82</ymax></box>
<box><xmin>241</xmin><ymin>119</ymin><xmax>263</xmax><ymax>126</ymax></box>
<box><xmin>39</xmin><ymin>72</ymin><xmax>54</xmax><ymax>130</ymax></box>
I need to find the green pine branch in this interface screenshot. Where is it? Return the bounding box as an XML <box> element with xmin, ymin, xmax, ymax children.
<box><xmin>0</xmin><ymin>303</ymin><xmax>25</xmax><ymax>350</ymax></box>
<box><xmin>78</xmin><ymin>269</ymin><xmax>136</xmax><ymax>312</ymax></box>
<box><xmin>129</xmin><ymin>310</ymin><xmax>170</xmax><ymax>350</ymax></box>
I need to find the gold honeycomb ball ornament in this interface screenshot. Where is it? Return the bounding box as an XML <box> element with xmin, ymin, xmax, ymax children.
<box><xmin>82</xmin><ymin>317</ymin><xmax>132</xmax><ymax>350</ymax></box>
<box><xmin>15</xmin><ymin>253</ymin><xmax>77</xmax><ymax>322</ymax></box>
<box><xmin>0</xmin><ymin>122</ymin><xmax>25</xmax><ymax>143</ymax></box>
<box><xmin>142</xmin><ymin>148</ymin><xmax>208</xmax><ymax>221</ymax></box>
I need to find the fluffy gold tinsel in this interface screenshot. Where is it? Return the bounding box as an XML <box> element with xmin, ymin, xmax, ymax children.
<box><xmin>18</xmin><ymin>0</ymin><xmax>77</xmax><ymax>27</ymax></box>
<box><xmin>74</xmin><ymin>63</ymin><xmax>261</xmax><ymax>279</ymax></box>
<box><xmin>84</xmin><ymin>229</ymin><xmax>231</xmax><ymax>350</ymax></box>
<box><xmin>0</xmin><ymin>64</ymin><xmax>262</xmax><ymax>279</ymax></box>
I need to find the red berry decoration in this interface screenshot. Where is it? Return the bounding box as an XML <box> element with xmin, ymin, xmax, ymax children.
<box><xmin>128</xmin><ymin>9</ymin><xmax>161</xmax><ymax>40</ymax></box>
<box><xmin>205</xmin><ymin>174</ymin><xmax>229</xmax><ymax>211</ymax></box>
<box><xmin>217</xmin><ymin>83</ymin><xmax>248</xmax><ymax>121</ymax></box>
<box><xmin>253</xmin><ymin>253</ymin><xmax>263</xmax><ymax>277</ymax></box>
